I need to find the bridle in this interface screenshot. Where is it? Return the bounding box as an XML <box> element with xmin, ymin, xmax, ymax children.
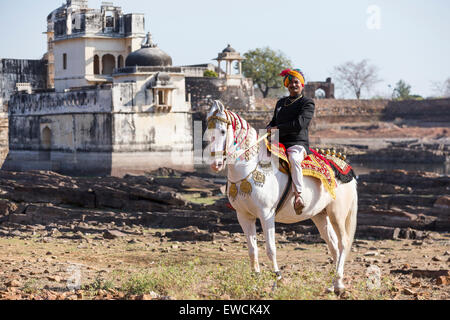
<box><xmin>207</xmin><ymin>109</ymin><xmax>233</xmax><ymax>161</ymax></box>
<box><xmin>207</xmin><ymin>106</ymin><xmax>268</xmax><ymax>164</ymax></box>
<box><xmin>207</xmin><ymin>103</ymin><xmax>287</xmax><ymax>216</ymax></box>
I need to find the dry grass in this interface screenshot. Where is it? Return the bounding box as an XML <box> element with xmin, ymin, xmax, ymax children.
<box><xmin>1</xmin><ymin>230</ymin><xmax>448</xmax><ymax>300</ymax></box>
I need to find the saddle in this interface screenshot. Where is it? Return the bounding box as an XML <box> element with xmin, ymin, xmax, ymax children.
<box><xmin>264</xmin><ymin>139</ymin><xmax>356</xmax><ymax>200</ymax></box>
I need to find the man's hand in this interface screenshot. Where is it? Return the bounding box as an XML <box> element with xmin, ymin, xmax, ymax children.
<box><xmin>267</xmin><ymin>126</ymin><xmax>278</xmax><ymax>132</ymax></box>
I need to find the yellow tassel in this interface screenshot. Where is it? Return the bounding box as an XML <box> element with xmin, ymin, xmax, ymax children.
<box><xmin>240</xmin><ymin>179</ymin><xmax>252</xmax><ymax>196</ymax></box>
<box><xmin>229</xmin><ymin>183</ymin><xmax>238</xmax><ymax>200</ymax></box>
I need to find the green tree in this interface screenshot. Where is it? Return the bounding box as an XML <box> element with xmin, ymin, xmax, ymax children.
<box><xmin>241</xmin><ymin>47</ymin><xmax>292</xmax><ymax>98</ymax></box>
<box><xmin>393</xmin><ymin>80</ymin><xmax>412</xmax><ymax>100</ymax></box>
<box><xmin>203</xmin><ymin>69</ymin><xmax>218</xmax><ymax>78</ymax></box>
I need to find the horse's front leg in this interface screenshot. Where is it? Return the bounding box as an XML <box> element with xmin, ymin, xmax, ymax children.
<box><xmin>260</xmin><ymin>214</ymin><xmax>281</xmax><ymax>280</ymax></box>
<box><xmin>236</xmin><ymin>211</ymin><xmax>260</xmax><ymax>273</ymax></box>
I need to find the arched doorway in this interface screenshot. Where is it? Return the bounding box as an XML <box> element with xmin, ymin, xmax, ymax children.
<box><xmin>94</xmin><ymin>55</ymin><xmax>100</xmax><ymax>75</ymax></box>
<box><xmin>42</xmin><ymin>127</ymin><xmax>52</xmax><ymax>150</ymax></box>
<box><xmin>102</xmin><ymin>54</ymin><xmax>115</xmax><ymax>75</ymax></box>
<box><xmin>315</xmin><ymin>88</ymin><xmax>326</xmax><ymax>99</ymax></box>
<box><xmin>40</xmin><ymin>126</ymin><xmax>52</xmax><ymax>161</ymax></box>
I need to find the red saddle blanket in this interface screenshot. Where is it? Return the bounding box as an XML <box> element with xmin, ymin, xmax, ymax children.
<box><xmin>264</xmin><ymin>139</ymin><xmax>337</xmax><ymax>199</ymax></box>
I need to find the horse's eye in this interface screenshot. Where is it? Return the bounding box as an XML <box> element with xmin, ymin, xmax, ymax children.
<box><xmin>221</xmin><ymin>130</ymin><xmax>226</xmax><ymax>135</ymax></box>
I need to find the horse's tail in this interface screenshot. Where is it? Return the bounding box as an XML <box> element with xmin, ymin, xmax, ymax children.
<box><xmin>345</xmin><ymin>179</ymin><xmax>358</xmax><ymax>260</ymax></box>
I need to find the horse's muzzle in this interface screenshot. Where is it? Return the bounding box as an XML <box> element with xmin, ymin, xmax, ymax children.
<box><xmin>210</xmin><ymin>159</ymin><xmax>224</xmax><ymax>172</ymax></box>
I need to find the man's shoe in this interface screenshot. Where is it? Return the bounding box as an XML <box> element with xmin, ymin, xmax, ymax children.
<box><xmin>294</xmin><ymin>195</ymin><xmax>305</xmax><ymax>215</ymax></box>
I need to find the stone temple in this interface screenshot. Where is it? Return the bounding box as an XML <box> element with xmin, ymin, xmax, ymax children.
<box><xmin>1</xmin><ymin>0</ymin><xmax>255</xmax><ymax>176</ymax></box>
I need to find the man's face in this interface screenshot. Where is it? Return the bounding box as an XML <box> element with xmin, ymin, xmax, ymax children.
<box><xmin>288</xmin><ymin>77</ymin><xmax>303</xmax><ymax>96</ymax></box>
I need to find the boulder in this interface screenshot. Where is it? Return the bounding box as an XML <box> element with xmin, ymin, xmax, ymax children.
<box><xmin>103</xmin><ymin>229</ymin><xmax>127</xmax><ymax>239</ymax></box>
<box><xmin>165</xmin><ymin>226</ymin><xmax>214</xmax><ymax>242</ymax></box>
<box><xmin>0</xmin><ymin>199</ymin><xmax>18</xmax><ymax>217</ymax></box>
<box><xmin>434</xmin><ymin>195</ymin><xmax>450</xmax><ymax>209</ymax></box>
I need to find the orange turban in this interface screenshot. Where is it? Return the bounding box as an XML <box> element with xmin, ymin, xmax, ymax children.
<box><xmin>280</xmin><ymin>69</ymin><xmax>305</xmax><ymax>88</ymax></box>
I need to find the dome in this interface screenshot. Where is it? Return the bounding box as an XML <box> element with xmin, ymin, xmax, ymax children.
<box><xmin>47</xmin><ymin>7</ymin><xmax>62</xmax><ymax>22</ymax></box>
<box><xmin>125</xmin><ymin>33</ymin><xmax>173</xmax><ymax>67</ymax></box>
<box><xmin>222</xmin><ymin>44</ymin><xmax>236</xmax><ymax>53</ymax></box>
<box><xmin>156</xmin><ymin>72</ymin><xmax>171</xmax><ymax>82</ymax></box>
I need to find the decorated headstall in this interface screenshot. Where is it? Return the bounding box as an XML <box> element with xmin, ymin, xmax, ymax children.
<box><xmin>207</xmin><ymin>109</ymin><xmax>232</xmax><ymax>158</ymax></box>
<box><xmin>206</xmin><ymin>107</ymin><xmax>255</xmax><ymax>162</ymax></box>
<box><xmin>207</xmin><ymin>111</ymin><xmax>231</xmax><ymax>130</ymax></box>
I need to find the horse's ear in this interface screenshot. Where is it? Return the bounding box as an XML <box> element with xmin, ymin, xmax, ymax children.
<box><xmin>217</xmin><ymin>101</ymin><xmax>225</xmax><ymax>113</ymax></box>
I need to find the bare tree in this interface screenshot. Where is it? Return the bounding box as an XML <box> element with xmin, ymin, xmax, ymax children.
<box><xmin>431</xmin><ymin>78</ymin><xmax>450</xmax><ymax>98</ymax></box>
<box><xmin>333</xmin><ymin>59</ymin><xmax>382</xmax><ymax>99</ymax></box>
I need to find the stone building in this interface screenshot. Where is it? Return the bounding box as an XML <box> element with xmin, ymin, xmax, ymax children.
<box><xmin>1</xmin><ymin>0</ymin><xmax>256</xmax><ymax>176</ymax></box>
<box><xmin>0</xmin><ymin>59</ymin><xmax>47</xmax><ymax>108</ymax></box>
<box><xmin>185</xmin><ymin>44</ymin><xmax>255</xmax><ymax>111</ymax></box>
<box><xmin>45</xmin><ymin>0</ymin><xmax>146</xmax><ymax>91</ymax></box>
<box><xmin>3</xmin><ymin>1</ymin><xmax>192</xmax><ymax>176</ymax></box>
<box><xmin>304</xmin><ymin>77</ymin><xmax>335</xmax><ymax>99</ymax></box>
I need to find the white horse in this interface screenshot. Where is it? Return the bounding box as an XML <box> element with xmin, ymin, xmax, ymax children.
<box><xmin>205</xmin><ymin>100</ymin><xmax>358</xmax><ymax>294</ymax></box>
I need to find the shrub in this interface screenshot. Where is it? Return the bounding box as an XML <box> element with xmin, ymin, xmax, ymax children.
<box><xmin>204</xmin><ymin>70</ymin><xmax>218</xmax><ymax>78</ymax></box>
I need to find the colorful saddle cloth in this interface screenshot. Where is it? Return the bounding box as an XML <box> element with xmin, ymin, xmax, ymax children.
<box><xmin>264</xmin><ymin>139</ymin><xmax>337</xmax><ymax>199</ymax></box>
<box><xmin>314</xmin><ymin>150</ymin><xmax>356</xmax><ymax>183</ymax></box>
<box><xmin>264</xmin><ymin>138</ymin><xmax>292</xmax><ymax>176</ymax></box>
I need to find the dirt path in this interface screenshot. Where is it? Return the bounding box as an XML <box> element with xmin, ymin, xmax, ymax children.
<box><xmin>0</xmin><ymin>227</ymin><xmax>448</xmax><ymax>300</ymax></box>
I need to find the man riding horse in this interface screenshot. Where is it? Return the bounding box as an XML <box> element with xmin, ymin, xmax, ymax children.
<box><xmin>206</xmin><ymin>67</ymin><xmax>358</xmax><ymax>293</ymax></box>
<box><xmin>267</xmin><ymin>68</ymin><xmax>315</xmax><ymax>214</ymax></box>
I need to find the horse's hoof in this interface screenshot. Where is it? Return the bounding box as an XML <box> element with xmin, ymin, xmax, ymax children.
<box><xmin>327</xmin><ymin>281</ymin><xmax>345</xmax><ymax>295</ymax></box>
<box><xmin>334</xmin><ymin>286</ymin><xmax>346</xmax><ymax>296</ymax></box>
<box><xmin>274</xmin><ymin>271</ymin><xmax>282</xmax><ymax>281</ymax></box>
<box><xmin>325</xmin><ymin>286</ymin><xmax>334</xmax><ymax>294</ymax></box>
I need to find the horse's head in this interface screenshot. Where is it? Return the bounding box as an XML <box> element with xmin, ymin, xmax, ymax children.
<box><xmin>206</xmin><ymin>100</ymin><xmax>233</xmax><ymax>172</ymax></box>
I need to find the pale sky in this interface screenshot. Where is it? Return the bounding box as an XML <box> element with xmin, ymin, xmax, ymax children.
<box><xmin>0</xmin><ymin>0</ymin><xmax>449</xmax><ymax>98</ymax></box>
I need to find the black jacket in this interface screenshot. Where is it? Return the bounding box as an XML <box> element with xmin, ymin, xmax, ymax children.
<box><xmin>267</xmin><ymin>95</ymin><xmax>315</xmax><ymax>151</ymax></box>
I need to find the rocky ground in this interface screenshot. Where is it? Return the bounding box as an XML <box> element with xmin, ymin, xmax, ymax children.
<box><xmin>0</xmin><ymin>227</ymin><xmax>448</xmax><ymax>300</ymax></box>
<box><xmin>0</xmin><ymin>168</ymin><xmax>448</xmax><ymax>300</ymax></box>
<box><xmin>313</xmin><ymin>123</ymin><xmax>449</xmax><ymax>140</ymax></box>
<box><xmin>312</xmin><ymin>124</ymin><xmax>450</xmax><ymax>170</ymax></box>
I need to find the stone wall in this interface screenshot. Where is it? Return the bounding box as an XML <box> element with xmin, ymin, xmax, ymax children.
<box><xmin>311</xmin><ymin>99</ymin><xmax>389</xmax><ymax>128</ymax></box>
<box><xmin>8</xmin><ymin>87</ymin><xmax>113</xmax><ymax>153</ymax></box>
<box><xmin>6</xmin><ymin>86</ymin><xmax>113</xmax><ymax>175</ymax></box>
<box><xmin>9</xmin><ymin>87</ymin><xmax>113</xmax><ymax>116</ymax></box>
<box><xmin>313</xmin><ymin>98</ymin><xmax>450</xmax><ymax>126</ymax></box>
<box><xmin>8</xmin><ymin>113</ymin><xmax>113</xmax><ymax>153</ymax></box>
<box><xmin>236</xmin><ymin>99</ymin><xmax>389</xmax><ymax>130</ymax></box>
<box><xmin>5</xmin><ymin>85</ymin><xmax>194</xmax><ymax>176</ymax></box>
<box><xmin>186</xmin><ymin>77</ymin><xmax>255</xmax><ymax>112</ymax></box>
<box><xmin>314</xmin><ymin>99</ymin><xmax>388</xmax><ymax>117</ymax></box>
<box><xmin>0</xmin><ymin>59</ymin><xmax>47</xmax><ymax>106</ymax></box>
<box><xmin>383</xmin><ymin>98</ymin><xmax>450</xmax><ymax>123</ymax></box>
<box><xmin>249</xmin><ymin>98</ymin><xmax>450</xmax><ymax>130</ymax></box>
